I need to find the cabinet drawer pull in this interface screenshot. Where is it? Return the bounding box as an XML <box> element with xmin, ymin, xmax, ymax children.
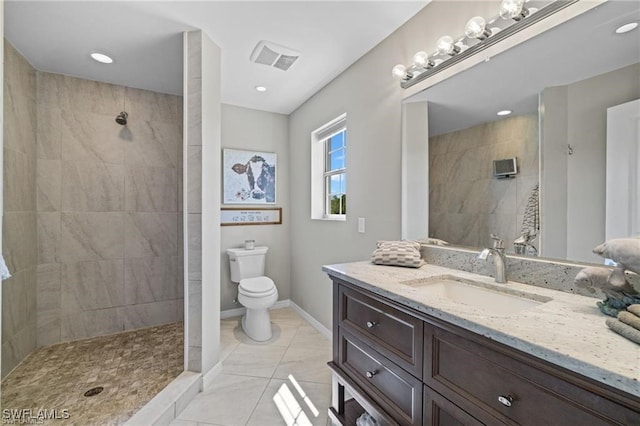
<box><xmin>366</xmin><ymin>321</ymin><xmax>378</xmax><ymax>328</ymax></box>
<box><xmin>498</xmin><ymin>395</ymin><xmax>513</xmax><ymax>407</ymax></box>
<box><xmin>365</xmin><ymin>370</ymin><xmax>377</xmax><ymax>378</ymax></box>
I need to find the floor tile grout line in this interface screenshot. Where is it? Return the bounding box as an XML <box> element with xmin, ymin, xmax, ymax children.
<box><xmin>242</xmin><ymin>375</ymin><xmax>275</xmax><ymax>426</ymax></box>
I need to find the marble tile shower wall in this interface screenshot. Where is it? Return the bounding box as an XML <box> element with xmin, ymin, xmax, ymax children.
<box><xmin>35</xmin><ymin>72</ymin><xmax>184</xmax><ymax>346</ymax></box>
<box><xmin>2</xmin><ymin>41</ymin><xmax>38</xmax><ymax>378</ymax></box>
<box><xmin>429</xmin><ymin>114</ymin><xmax>539</xmax><ymax>250</ymax></box>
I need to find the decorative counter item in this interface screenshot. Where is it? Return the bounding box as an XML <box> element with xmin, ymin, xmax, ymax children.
<box><xmin>574</xmin><ymin>238</ymin><xmax>640</xmax><ymax>317</ymax></box>
<box><xmin>371</xmin><ymin>240</ymin><xmax>424</xmax><ymax>268</ymax></box>
<box><xmin>245</xmin><ymin>239</ymin><xmax>255</xmax><ymax>250</ymax></box>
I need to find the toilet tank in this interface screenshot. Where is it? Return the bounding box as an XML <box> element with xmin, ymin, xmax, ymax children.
<box><xmin>227</xmin><ymin>246</ymin><xmax>269</xmax><ymax>283</ymax></box>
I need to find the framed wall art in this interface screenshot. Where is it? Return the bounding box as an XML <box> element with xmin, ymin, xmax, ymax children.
<box><xmin>222</xmin><ymin>148</ymin><xmax>277</xmax><ymax>204</ymax></box>
<box><xmin>220</xmin><ymin>207</ymin><xmax>282</xmax><ymax>226</ymax></box>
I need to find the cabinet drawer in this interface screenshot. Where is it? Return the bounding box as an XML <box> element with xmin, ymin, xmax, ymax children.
<box><xmin>339</xmin><ymin>285</ymin><xmax>423</xmax><ymax>377</ymax></box>
<box><xmin>425</xmin><ymin>326</ymin><xmax>639</xmax><ymax>426</ymax></box>
<box><xmin>339</xmin><ymin>330</ymin><xmax>422</xmax><ymax>426</ymax></box>
<box><xmin>424</xmin><ymin>385</ymin><xmax>489</xmax><ymax>426</ymax></box>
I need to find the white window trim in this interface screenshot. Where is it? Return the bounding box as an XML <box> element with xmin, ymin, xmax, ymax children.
<box><xmin>311</xmin><ymin>113</ymin><xmax>347</xmax><ymax>221</ymax></box>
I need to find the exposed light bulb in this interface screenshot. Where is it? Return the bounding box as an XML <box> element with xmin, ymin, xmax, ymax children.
<box><xmin>392</xmin><ymin>64</ymin><xmax>411</xmax><ymax>80</ymax></box>
<box><xmin>499</xmin><ymin>0</ymin><xmax>528</xmax><ymax>20</ymax></box>
<box><xmin>412</xmin><ymin>51</ymin><xmax>433</xmax><ymax>69</ymax></box>
<box><xmin>465</xmin><ymin>16</ymin><xmax>492</xmax><ymax>40</ymax></box>
<box><xmin>436</xmin><ymin>36</ymin><xmax>461</xmax><ymax>56</ymax></box>
<box><xmin>497</xmin><ymin>110</ymin><xmax>512</xmax><ymax>116</ymax></box>
<box><xmin>90</xmin><ymin>52</ymin><xmax>113</xmax><ymax>64</ymax></box>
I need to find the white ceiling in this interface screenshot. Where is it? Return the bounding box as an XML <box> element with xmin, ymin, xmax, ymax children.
<box><xmin>407</xmin><ymin>0</ymin><xmax>640</xmax><ymax>136</ymax></box>
<box><xmin>5</xmin><ymin>1</ymin><xmax>429</xmax><ymax>115</ymax></box>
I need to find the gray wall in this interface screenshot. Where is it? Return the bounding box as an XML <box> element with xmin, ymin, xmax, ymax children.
<box><xmin>541</xmin><ymin>63</ymin><xmax>640</xmax><ymax>263</ymax></box>
<box><xmin>2</xmin><ymin>40</ymin><xmax>37</xmax><ymax>378</ymax></box>
<box><xmin>288</xmin><ymin>1</ymin><xmax>499</xmax><ymax>329</ymax></box>
<box><xmin>429</xmin><ymin>114</ymin><xmax>539</xmax><ymax>250</ymax></box>
<box><xmin>220</xmin><ymin>104</ymin><xmax>290</xmax><ymax>312</ymax></box>
<box><xmin>35</xmin><ymin>72</ymin><xmax>183</xmax><ymax>345</ymax></box>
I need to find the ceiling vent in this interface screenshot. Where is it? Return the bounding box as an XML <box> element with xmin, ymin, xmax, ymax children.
<box><xmin>250</xmin><ymin>40</ymin><xmax>300</xmax><ymax>71</ymax></box>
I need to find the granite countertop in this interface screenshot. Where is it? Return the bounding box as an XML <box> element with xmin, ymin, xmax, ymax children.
<box><xmin>323</xmin><ymin>261</ymin><xmax>640</xmax><ymax>398</ymax></box>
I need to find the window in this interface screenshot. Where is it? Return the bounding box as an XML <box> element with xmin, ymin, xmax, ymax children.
<box><xmin>311</xmin><ymin>114</ymin><xmax>347</xmax><ymax>220</ymax></box>
<box><xmin>325</xmin><ymin>130</ymin><xmax>347</xmax><ymax>215</ymax></box>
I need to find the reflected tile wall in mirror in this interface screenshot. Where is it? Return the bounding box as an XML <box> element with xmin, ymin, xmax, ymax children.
<box><xmin>429</xmin><ymin>114</ymin><xmax>538</xmax><ymax>252</ymax></box>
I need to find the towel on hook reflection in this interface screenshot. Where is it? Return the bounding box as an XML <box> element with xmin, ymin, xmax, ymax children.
<box><xmin>0</xmin><ymin>254</ymin><xmax>11</xmax><ymax>280</ymax></box>
<box><xmin>516</xmin><ymin>183</ymin><xmax>539</xmax><ymax>244</ymax></box>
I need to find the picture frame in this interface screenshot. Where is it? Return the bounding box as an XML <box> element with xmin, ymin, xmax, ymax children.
<box><xmin>220</xmin><ymin>207</ymin><xmax>282</xmax><ymax>226</ymax></box>
<box><xmin>222</xmin><ymin>148</ymin><xmax>277</xmax><ymax>204</ymax></box>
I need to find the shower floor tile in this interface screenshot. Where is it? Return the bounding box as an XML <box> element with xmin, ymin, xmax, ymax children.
<box><xmin>1</xmin><ymin>322</ymin><xmax>183</xmax><ymax>425</ymax></box>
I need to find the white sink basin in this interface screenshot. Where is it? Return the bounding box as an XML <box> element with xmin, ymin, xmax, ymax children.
<box><xmin>400</xmin><ymin>275</ymin><xmax>552</xmax><ymax>315</ymax></box>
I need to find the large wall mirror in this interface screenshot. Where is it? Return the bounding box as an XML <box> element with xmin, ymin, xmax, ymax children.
<box><xmin>402</xmin><ymin>0</ymin><xmax>640</xmax><ymax>264</ymax></box>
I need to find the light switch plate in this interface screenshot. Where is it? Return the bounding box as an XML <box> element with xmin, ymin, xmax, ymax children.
<box><xmin>358</xmin><ymin>217</ymin><xmax>365</xmax><ymax>233</ymax></box>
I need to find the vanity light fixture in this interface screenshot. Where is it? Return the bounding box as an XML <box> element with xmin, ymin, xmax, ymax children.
<box><xmin>497</xmin><ymin>110</ymin><xmax>512</xmax><ymax>116</ymax></box>
<box><xmin>255</xmin><ymin>85</ymin><xmax>267</xmax><ymax>92</ymax></box>
<box><xmin>413</xmin><ymin>51</ymin><xmax>434</xmax><ymax>69</ymax></box>
<box><xmin>499</xmin><ymin>0</ymin><xmax>529</xmax><ymax>21</ymax></box>
<box><xmin>392</xmin><ymin>0</ymin><xmax>577</xmax><ymax>89</ymax></box>
<box><xmin>392</xmin><ymin>64</ymin><xmax>412</xmax><ymax>81</ymax></box>
<box><xmin>90</xmin><ymin>52</ymin><xmax>113</xmax><ymax>64</ymax></box>
<box><xmin>436</xmin><ymin>36</ymin><xmax>461</xmax><ymax>56</ymax></box>
<box><xmin>615</xmin><ymin>22</ymin><xmax>638</xmax><ymax>34</ymax></box>
<box><xmin>465</xmin><ymin>16</ymin><xmax>492</xmax><ymax>40</ymax></box>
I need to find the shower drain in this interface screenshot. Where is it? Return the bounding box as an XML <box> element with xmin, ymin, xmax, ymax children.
<box><xmin>83</xmin><ymin>386</ymin><xmax>104</xmax><ymax>397</ymax></box>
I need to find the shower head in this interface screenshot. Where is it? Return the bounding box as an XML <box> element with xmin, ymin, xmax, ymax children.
<box><xmin>115</xmin><ymin>111</ymin><xmax>128</xmax><ymax>126</ymax></box>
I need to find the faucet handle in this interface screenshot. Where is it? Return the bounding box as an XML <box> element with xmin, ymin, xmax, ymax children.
<box><xmin>490</xmin><ymin>234</ymin><xmax>505</xmax><ymax>250</ymax></box>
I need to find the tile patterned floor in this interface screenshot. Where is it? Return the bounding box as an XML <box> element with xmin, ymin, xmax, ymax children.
<box><xmin>1</xmin><ymin>322</ymin><xmax>183</xmax><ymax>425</ymax></box>
<box><xmin>172</xmin><ymin>308</ymin><xmax>332</xmax><ymax>426</ymax></box>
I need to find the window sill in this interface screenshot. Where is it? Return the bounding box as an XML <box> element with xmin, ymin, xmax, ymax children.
<box><xmin>313</xmin><ymin>215</ymin><xmax>347</xmax><ymax>222</ymax></box>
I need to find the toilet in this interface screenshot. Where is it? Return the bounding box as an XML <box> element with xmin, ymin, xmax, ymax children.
<box><xmin>227</xmin><ymin>246</ymin><xmax>278</xmax><ymax>341</ymax></box>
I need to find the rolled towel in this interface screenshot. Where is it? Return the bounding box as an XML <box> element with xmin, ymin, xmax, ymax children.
<box><xmin>618</xmin><ymin>311</ymin><xmax>640</xmax><ymax>331</ymax></box>
<box><xmin>606</xmin><ymin>318</ymin><xmax>640</xmax><ymax>345</ymax></box>
<box><xmin>627</xmin><ymin>304</ymin><xmax>640</xmax><ymax>317</ymax></box>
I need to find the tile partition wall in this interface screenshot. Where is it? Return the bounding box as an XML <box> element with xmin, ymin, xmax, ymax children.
<box><xmin>185</xmin><ymin>30</ymin><xmax>204</xmax><ymax>372</ymax></box>
<box><xmin>35</xmin><ymin>70</ymin><xmax>184</xmax><ymax>346</ymax></box>
<box><xmin>429</xmin><ymin>114</ymin><xmax>539</xmax><ymax>250</ymax></box>
<box><xmin>2</xmin><ymin>41</ymin><xmax>38</xmax><ymax>378</ymax></box>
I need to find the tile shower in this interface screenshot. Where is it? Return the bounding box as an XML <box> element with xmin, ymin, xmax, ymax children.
<box><xmin>2</xmin><ymin>38</ymin><xmax>184</xmax><ymax>419</ymax></box>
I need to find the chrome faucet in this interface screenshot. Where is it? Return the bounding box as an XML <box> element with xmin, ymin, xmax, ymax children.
<box><xmin>478</xmin><ymin>234</ymin><xmax>507</xmax><ymax>284</ymax></box>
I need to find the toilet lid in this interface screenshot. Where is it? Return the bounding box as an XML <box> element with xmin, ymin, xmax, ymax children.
<box><xmin>239</xmin><ymin>276</ymin><xmax>275</xmax><ymax>294</ymax></box>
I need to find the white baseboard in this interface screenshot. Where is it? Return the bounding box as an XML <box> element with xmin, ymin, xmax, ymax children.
<box><xmin>289</xmin><ymin>301</ymin><xmax>332</xmax><ymax>340</ymax></box>
<box><xmin>202</xmin><ymin>361</ymin><xmax>223</xmax><ymax>391</ymax></box>
<box><xmin>220</xmin><ymin>299</ymin><xmax>332</xmax><ymax>340</ymax></box>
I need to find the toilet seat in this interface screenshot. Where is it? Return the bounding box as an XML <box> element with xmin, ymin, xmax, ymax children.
<box><xmin>239</xmin><ymin>276</ymin><xmax>276</xmax><ymax>297</ymax></box>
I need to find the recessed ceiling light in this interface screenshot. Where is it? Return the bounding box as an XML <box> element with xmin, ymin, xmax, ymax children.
<box><xmin>497</xmin><ymin>110</ymin><xmax>512</xmax><ymax>116</ymax></box>
<box><xmin>615</xmin><ymin>22</ymin><xmax>638</xmax><ymax>34</ymax></box>
<box><xmin>255</xmin><ymin>85</ymin><xmax>267</xmax><ymax>92</ymax></box>
<box><xmin>90</xmin><ymin>52</ymin><xmax>113</xmax><ymax>64</ymax></box>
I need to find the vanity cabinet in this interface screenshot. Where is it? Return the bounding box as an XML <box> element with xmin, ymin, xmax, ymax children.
<box><xmin>328</xmin><ymin>278</ymin><xmax>640</xmax><ymax>426</ymax></box>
